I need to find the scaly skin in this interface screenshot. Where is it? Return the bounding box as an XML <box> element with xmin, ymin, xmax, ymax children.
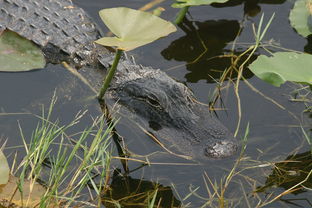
<box><xmin>0</xmin><ymin>0</ymin><xmax>238</xmax><ymax>159</ymax></box>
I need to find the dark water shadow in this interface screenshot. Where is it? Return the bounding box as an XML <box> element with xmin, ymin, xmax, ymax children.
<box><xmin>211</xmin><ymin>0</ymin><xmax>286</xmax><ymax>17</ymax></box>
<box><xmin>304</xmin><ymin>35</ymin><xmax>312</xmax><ymax>54</ymax></box>
<box><xmin>161</xmin><ymin>19</ymin><xmax>254</xmax><ymax>83</ymax></box>
<box><xmin>102</xmin><ymin>169</ymin><xmax>181</xmax><ymax>208</ymax></box>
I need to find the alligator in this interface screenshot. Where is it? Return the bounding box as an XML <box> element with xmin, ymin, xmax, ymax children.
<box><xmin>0</xmin><ymin>0</ymin><xmax>238</xmax><ymax>160</ymax></box>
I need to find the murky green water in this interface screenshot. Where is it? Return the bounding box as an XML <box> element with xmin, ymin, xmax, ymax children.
<box><xmin>0</xmin><ymin>0</ymin><xmax>311</xmax><ymax>207</ymax></box>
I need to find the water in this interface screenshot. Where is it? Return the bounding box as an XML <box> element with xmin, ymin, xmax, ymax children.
<box><xmin>0</xmin><ymin>0</ymin><xmax>311</xmax><ymax>207</ymax></box>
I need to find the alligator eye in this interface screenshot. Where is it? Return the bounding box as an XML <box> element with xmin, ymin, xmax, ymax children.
<box><xmin>146</xmin><ymin>96</ymin><xmax>161</xmax><ymax>108</ymax></box>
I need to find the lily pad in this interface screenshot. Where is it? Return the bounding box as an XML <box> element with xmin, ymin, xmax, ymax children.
<box><xmin>0</xmin><ymin>150</ymin><xmax>9</xmax><ymax>185</ymax></box>
<box><xmin>172</xmin><ymin>0</ymin><xmax>229</xmax><ymax>8</ymax></box>
<box><xmin>249</xmin><ymin>52</ymin><xmax>312</xmax><ymax>87</ymax></box>
<box><xmin>289</xmin><ymin>0</ymin><xmax>312</xmax><ymax>37</ymax></box>
<box><xmin>95</xmin><ymin>7</ymin><xmax>176</xmax><ymax>51</ymax></box>
<box><xmin>0</xmin><ymin>175</ymin><xmax>53</xmax><ymax>207</ymax></box>
<box><xmin>0</xmin><ymin>30</ymin><xmax>46</xmax><ymax>72</ymax></box>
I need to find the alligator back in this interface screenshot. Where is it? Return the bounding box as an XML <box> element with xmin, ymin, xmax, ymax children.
<box><xmin>0</xmin><ymin>0</ymin><xmax>105</xmax><ymax>66</ymax></box>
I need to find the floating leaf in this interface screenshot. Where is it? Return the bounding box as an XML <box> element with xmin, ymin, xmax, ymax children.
<box><xmin>0</xmin><ymin>175</ymin><xmax>54</xmax><ymax>207</ymax></box>
<box><xmin>95</xmin><ymin>7</ymin><xmax>176</xmax><ymax>51</ymax></box>
<box><xmin>172</xmin><ymin>0</ymin><xmax>229</xmax><ymax>8</ymax></box>
<box><xmin>249</xmin><ymin>52</ymin><xmax>312</xmax><ymax>87</ymax></box>
<box><xmin>289</xmin><ymin>0</ymin><xmax>312</xmax><ymax>37</ymax></box>
<box><xmin>0</xmin><ymin>30</ymin><xmax>46</xmax><ymax>72</ymax></box>
<box><xmin>0</xmin><ymin>150</ymin><xmax>9</xmax><ymax>185</ymax></box>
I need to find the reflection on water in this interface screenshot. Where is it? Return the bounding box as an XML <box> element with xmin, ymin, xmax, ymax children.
<box><xmin>161</xmin><ymin>19</ymin><xmax>254</xmax><ymax>82</ymax></box>
<box><xmin>162</xmin><ymin>19</ymin><xmax>239</xmax><ymax>83</ymax></box>
<box><xmin>212</xmin><ymin>0</ymin><xmax>286</xmax><ymax>17</ymax></box>
<box><xmin>102</xmin><ymin>169</ymin><xmax>181</xmax><ymax>208</ymax></box>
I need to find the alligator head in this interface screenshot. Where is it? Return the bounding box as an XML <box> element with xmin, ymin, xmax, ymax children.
<box><xmin>106</xmin><ymin>60</ymin><xmax>238</xmax><ymax>160</ymax></box>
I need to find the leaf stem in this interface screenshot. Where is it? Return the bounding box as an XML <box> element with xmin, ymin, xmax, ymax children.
<box><xmin>98</xmin><ymin>49</ymin><xmax>122</xmax><ymax>100</ymax></box>
<box><xmin>174</xmin><ymin>6</ymin><xmax>189</xmax><ymax>25</ymax></box>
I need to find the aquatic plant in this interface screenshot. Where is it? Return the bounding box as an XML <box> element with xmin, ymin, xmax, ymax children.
<box><xmin>95</xmin><ymin>7</ymin><xmax>176</xmax><ymax>100</ymax></box>
<box><xmin>289</xmin><ymin>0</ymin><xmax>312</xmax><ymax>37</ymax></box>
<box><xmin>0</xmin><ymin>95</ymin><xmax>115</xmax><ymax>207</ymax></box>
<box><xmin>172</xmin><ymin>0</ymin><xmax>230</xmax><ymax>24</ymax></box>
<box><xmin>249</xmin><ymin>52</ymin><xmax>312</xmax><ymax>87</ymax></box>
<box><xmin>249</xmin><ymin>0</ymin><xmax>312</xmax><ymax>87</ymax></box>
<box><xmin>0</xmin><ymin>149</ymin><xmax>9</xmax><ymax>185</ymax></box>
<box><xmin>0</xmin><ymin>30</ymin><xmax>45</xmax><ymax>72</ymax></box>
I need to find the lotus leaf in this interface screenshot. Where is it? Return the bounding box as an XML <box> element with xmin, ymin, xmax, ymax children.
<box><xmin>95</xmin><ymin>7</ymin><xmax>176</xmax><ymax>51</ymax></box>
<box><xmin>0</xmin><ymin>30</ymin><xmax>45</xmax><ymax>72</ymax></box>
<box><xmin>0</xmin><ymin>175</ymin><xmax>53</xmax><ymax>207</ymax></box>
<box><xmin>249</xmin><ymin>52</ymin><xmax>312</xmax><ymax>87</ymax></box>
<box><xmin>289</xmin><ymin>0</ymin><xmax>312</xmax><ymax>37</ymax></box>
<box><xmin>0</xmin><ymin>149</ymin><xmax>9</xmax><ymax>185</ymax></box>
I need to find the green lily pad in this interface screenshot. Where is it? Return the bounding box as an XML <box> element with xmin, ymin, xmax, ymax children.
<box><xmin>95</xmin><ymin>7</ymin><xmax>176</xmax><ymax>51</ymax></box>
<box><xmin>289</xmin><ymin>0</ymin><xmax>312</xmax><ymax>37</ymax></box>
<box><xmin>0</xmin><ymin>149</ymin><xmax>9</xmax><ymax>185</ymax></box>
<box><xmin>249</xmin><ymin>52</ymin><xmax>312</xmax><ymax>87</ymax></box>
<box><xmin>0</xmin><ymin>30</ymin><xmax>45</xmax><ymax>72</ymax></box>
<box><xmin>172</xmin><ymin>0</ymin><xmax>229</xmax><ymax>8</ymax></box>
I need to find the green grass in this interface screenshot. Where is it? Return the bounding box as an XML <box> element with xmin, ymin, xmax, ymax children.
<box><xmin>11</xmin><ymin>94</ymin><xmax>116</xmax><ymax>207</ymax></box>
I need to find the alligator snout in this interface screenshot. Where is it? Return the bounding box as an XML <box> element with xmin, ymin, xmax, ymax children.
<box><xmin>203</xmin><ymin>139</ymin><xmax>238</xmax><ymax>158</ymax></box>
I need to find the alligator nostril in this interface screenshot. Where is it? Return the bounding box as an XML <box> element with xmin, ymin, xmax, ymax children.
<box><xmin>204</xmin><ymin>140</ymin><xmax>238</xmax><ymax>158</ymax></box>
<box><xmin>149</xmin><ymin>121</ymin><xmax>162</xmax><ymax>131</ymax></box>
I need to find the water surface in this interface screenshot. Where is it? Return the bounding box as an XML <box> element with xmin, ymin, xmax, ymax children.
<box><xmin>0</xmin><ymin>0</ymin><xmax>311</xmax><ymax>207</ymax></box>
